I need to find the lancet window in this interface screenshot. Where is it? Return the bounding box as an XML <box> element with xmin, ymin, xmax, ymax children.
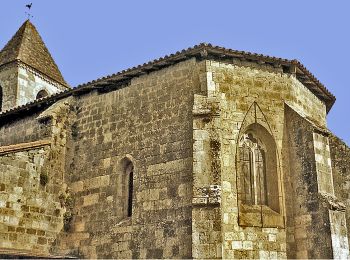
<box><xmin>239</xmin><ymin>133</ymin><xmax>268</xmax><ymax>206</ymax></box>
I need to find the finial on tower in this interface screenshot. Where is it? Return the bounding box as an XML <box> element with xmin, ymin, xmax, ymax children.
<box><xmin>25</xmin><ymin>3</ymin><xmax>33</xmax><ymax>19</ymax></box>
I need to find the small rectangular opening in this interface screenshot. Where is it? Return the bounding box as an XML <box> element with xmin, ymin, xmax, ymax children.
<box><xmin>282</xmin><ymin>65</ymin><xmax>290</xmax><ymax>73</ymax></box>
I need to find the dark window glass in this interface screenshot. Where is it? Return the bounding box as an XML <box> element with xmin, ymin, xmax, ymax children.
<box><xmin>36</xmin><ymin>90</ymin><xmax>48</xmax><ymax>99</ymax></box>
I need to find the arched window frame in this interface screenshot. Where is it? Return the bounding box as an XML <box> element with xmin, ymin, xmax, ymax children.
<box><xmin>235</xmin><ymin>102</ymin><xmax>284</xmax><ymax>228</ymax></box>
<box><xmin>237</xmin><ymin>125</ymin><xmax>279</xmax><ymax>212</ymax></box>
<box><xmin>119</xmin><ymin>156</ymin><xmax>135</xmax><ymax>219</ymax></box>
<box><xmin>36</xmin><ymin>89</ymin><xmax>49</xmax><ymax>99</ymax></box>
<box><xmin>239</xmin><ymin>133</ymin><xmax>268</xmax><ymax>207</ymax></box>
<box><xmin>125</xmin><ymin>162</ymin><xmax>134</xmax><ymax>217</ymax></box>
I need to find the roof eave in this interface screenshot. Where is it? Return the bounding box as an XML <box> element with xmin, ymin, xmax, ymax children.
<box><xmin>0</xmin><ymin>43</ymin><xmax>336</xmax><ymax>122</ymax></box>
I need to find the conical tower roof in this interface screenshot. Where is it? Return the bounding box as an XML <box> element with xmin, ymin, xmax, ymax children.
<box><xmin>0</xmin><ymin>20</ymin><xmax>68</xmax><ymax>87</ymax></box>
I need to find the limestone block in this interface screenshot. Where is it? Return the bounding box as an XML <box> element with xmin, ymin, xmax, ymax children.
<box><xmin>83</xmin><ymin>193</ymin><xmax>99</xmax><ymax>206</ymax></box>
<box><xmin>231</xmin><ymin>241</ymin><xmax>243</xmax><ymax>249</ymax></box>
<box><xmin>70</xmin><ymin>181</ymin><xmax>83</xmax><ymax>193</ymax></box>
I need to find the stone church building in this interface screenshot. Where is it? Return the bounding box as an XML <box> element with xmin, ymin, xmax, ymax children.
<box><xmin>0</xmin><ymin>20</ymin><xmax>349</xmax><ymax>259</ymax></box>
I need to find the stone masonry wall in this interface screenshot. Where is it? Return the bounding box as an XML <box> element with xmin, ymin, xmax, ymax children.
<box><xmin>192</xmin><ymin>94</ymin><xmax>222</xmax><ymax>259</ymax></box>
<box><xmin>284</xmin><ymin>106</ymin><xmax>333</xmax><ymax>259</ymax></box>
<box><xmin>57</xmin><ymin>59</ymin><xmax>198</xmax><ymax>258</ymax></box>
<box><xmin>329</xmin><ymin>209</ymin><xmax>349</xmax><ymax>259</ymax></box>
<box><xmin>0</xmin><ymin>146</ymin><xmax>62</xmax><ymax>256</ymax></box>
<box><xmin>191</xmin><ymin>59</ymin><xmax>328</xmax><ymax>259</ymax></box>
<box><xmin>0</xmin><ymin>113</ymin><xmax>51</xmax><ymax>147</ymax></box>
<box><xmin>313</xmin><ymin>132</ymin><xmax>334</xmax><ymax>195</ymax></box>
<box><xmin>0</xmin><ymin>98</ymin><xmax>74</xmax><ymax>257</ymax></box>
<box><xmin>0</xmin><ymin>61</ymin><xmax>66</xmax><ymax>113</ymax></box>
<box><xmin>17</xmin><ymin>63</ymin><xmax>66</xmax><ymax>106</ymax></box>
<box><xmin>330</xmin><ymin>134</ymin><xmax>350</xmax><ymax>250</ymax></box>
<box><xmin>0</xmin><ymin>54</ymin><xmax>347</xmax><ymax>259</ymax></box>
<box><xmin>0</xmin><ymin>63</ymin><xmax>18</xmax><ymax>111</ymax></box>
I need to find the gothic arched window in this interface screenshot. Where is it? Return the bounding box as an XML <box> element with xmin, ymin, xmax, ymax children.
<box><xmin>237</xmin><ymin>123</ymin><xmax>282</xmax><ymax>227</ymax></box>
<box><xmin>239</xmin><ymin>133</ymin><xmax>268</xmax><ymax>206</ymax></box>
<box><xmin>36</xmin><ymin>89</ymin><xmax>49</xmax><ymax>99</ymax></box>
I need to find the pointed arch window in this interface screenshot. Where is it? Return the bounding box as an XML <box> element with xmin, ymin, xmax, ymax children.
<box><xmin>239</xmin><ymin>133</ymin><xmax>268</xmax><ymax>206</ymax></box>
<box><xmin>236</xmin><ymin>103</ymin><xmax>284</xmax><ymax>228</ymax></box>
<box><xmin>237</xmin><ymin>124</ymin><xmax>282</xmax><ymax>227</ymax></box>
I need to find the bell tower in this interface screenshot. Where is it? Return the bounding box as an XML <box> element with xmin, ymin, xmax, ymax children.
<box><xmin>0</xmin><ymin>20</ymin><xmax>70</xmax><ymax>112</ymax></box>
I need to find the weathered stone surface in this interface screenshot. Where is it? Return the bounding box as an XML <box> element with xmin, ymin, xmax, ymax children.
<box><xmin>330</xmin><ymin>134</ymin><xmax>350</xmax><ymax>252</ymax></box>
<box><xmin>0</xmin><ymin>24</ymin><xmax>349</xmax><ymax>259</ymax></box>
<box><xmin>0</xmin><ymin>63</ymin><xmax>18</xmax><ymax>111</ymax></box>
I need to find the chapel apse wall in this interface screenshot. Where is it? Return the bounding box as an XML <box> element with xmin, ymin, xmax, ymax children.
<box><xmin>191</xmin><ymin>59</ymin><xmax>332</xmax><ymax>259</ymax></box>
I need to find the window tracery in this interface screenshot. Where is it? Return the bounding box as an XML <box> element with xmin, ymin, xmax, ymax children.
<box><xmin>239</xmin><ymin>133</ymin><xmax>268</xmax><ymax>206</ymax></box>
<box><xmin>235</xmin><ymin>102</ymin><xmax>283</xmax><ymax>227</ymax></box>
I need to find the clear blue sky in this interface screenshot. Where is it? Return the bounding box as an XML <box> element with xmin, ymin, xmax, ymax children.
<box><xmin>1</xmin><ymin>0</ymin><xmax>349</xmax><ymax>145</ymax></box>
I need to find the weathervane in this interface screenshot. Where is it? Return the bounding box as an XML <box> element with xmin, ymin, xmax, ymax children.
<box><xmin>25</xmin><ymin>3</ymin><xmax>33</xmax><ymax>19</ymax></box>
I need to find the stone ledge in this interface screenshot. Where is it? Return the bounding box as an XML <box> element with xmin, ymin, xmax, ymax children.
<box><xmin>0</xmin><ymin>247</ymin><xmax>77</xmax><ymax>259</ymax></box>
<box><xmin>0</xmin><ymin>139</ymin><xmax>51</xmax><ymax>155</ymax></box>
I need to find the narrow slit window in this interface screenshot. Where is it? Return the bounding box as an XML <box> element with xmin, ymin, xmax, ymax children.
<box><xmin>127</xmin><ymin>169</ymin><xmax>133</xmax><ymax>217</ymax></box>
<box><xmin>123</xmin><ymin>161</ymin><xmax>134</xmax><ymax>218</ymax></box>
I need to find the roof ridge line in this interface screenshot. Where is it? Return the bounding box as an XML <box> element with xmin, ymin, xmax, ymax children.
<box><xmin>0</xmin><ymin>20</ymin><xmax>68</xmax><ymax>86</ymax></box>
<box><xmin>15</xmin><ymin>20</ymin><xmax>29</xmax><ymax>60</ymax></box>
<box><xmin>74</xmin><ymin>43</ymin><xmax>334</xmax><ymax>105</ymax></box>
<box><xmin>0</xmin><ymin>42</ymin><xmax>337</xmax><ymax>120</ymax></box>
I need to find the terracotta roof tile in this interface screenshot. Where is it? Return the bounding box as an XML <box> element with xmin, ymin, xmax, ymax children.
<box><xmin>0</xmin><ymin>20</ymin><xmax>68</xmax><ymax>87</ymax></box>
<box><xmin>0</xmin><ymin>43</ymin><xmax>336</xmax><ymax>122</ymax></box>
<box><xmin>76</xmin><ymin>43</ymin><xmax>335</xmax><ymax>111</ymax></box>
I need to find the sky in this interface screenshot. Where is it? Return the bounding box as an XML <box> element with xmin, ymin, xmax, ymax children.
<box><xmin>0</xmin><ymin>0</ymin><xmax>349</xmax><ymax>145</ymax></box>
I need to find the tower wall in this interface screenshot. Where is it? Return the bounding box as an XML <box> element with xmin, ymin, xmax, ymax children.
<box><xmin>17</xmin><ymin>63</ymin><xmax>66</xmax><ymax>106</ymax></box>
<box><xmin>0</xmin><ymin>62</ymin><xmax>67</xmax><ymax>112</ymax></box>
<box><xmin>0</xmin><ymin>63</ymin><xmax>18</xmax><ymax>111</ymax></box>
<box><xmin>0</xmin><ymin>20</ymin><xmax>69</xmax><ymax>112</ymax></box>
